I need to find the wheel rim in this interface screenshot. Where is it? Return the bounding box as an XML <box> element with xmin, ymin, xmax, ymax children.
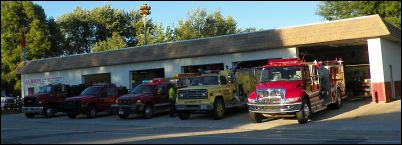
<box><xmin>47</xmin><ymin>108</ymin><xmax>54</xmax><ymax>116</ymax></box>
<box><xmin>145</xmin><ymin>106</ymin><xmax>151</xmax><ymax>116</ymax></box>
<box><xmin>217</xmin><ymin>103</ymin><xmax>224</xmax><ymax>116</ymax></box>
<box><xmin>303</xmin><ymin>103</ymin><xmax>310</xmax><ymax>118</ymax></box>
<box><xmin>337</xmin><ymin>91</ymin><xmax>342</xmax><ymax>105</ymax></box>
<box><xmin>91</xmin><ymin>108</ymin><xmax>96</xmax><ymax>117</ymax></box>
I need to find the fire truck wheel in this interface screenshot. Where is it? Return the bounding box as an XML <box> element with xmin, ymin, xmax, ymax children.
<box><xmin>249</xmin><ymin>112</ymin><xmax>264</xmax><ymax>123</ymax></box>
<box><xmin>43</xmin><ymin>106</ymin><xmax>55</xmax><ymax>118</ymax></box>
<box><xmin>178</xmin><ymin>111</ymin><xmax>191</xmax><ymax>120</ymax></box>
<box><xmin>86</xmin><ymin>105</ymin><xmax>97</xmax><ymax>119</ymax></box>
<box><xmin>25</xmin><ymin>113</ymin><xmax>36</xmax><ymax>118</ymax></box>
<box><xmin>296</xmin><ymin>98</ymin><xmax>310</xmax><ymax>124</ymax></box>
<box><xmin>118</xmin><ymin>114</ymin><xmax>129</xmax><ymax>119</ymax></box>
<box><xmin>333</xmin><ymin>89</ymin><xmax>342</xmax><ymax>109</ymax></box>
<box><xmin>142</xmin><ymin>104</ymin><xmax>153</xmax><ymax>119</ymax></box>
<box><xmin>67</xmin><ymin>114</ymin><xmax>76</xmax><ymax>119</ymax></box>
<box><xmin>212</xmin><ymin>98</ymin><xmax>225</xmax><ymax>120</ymax></box>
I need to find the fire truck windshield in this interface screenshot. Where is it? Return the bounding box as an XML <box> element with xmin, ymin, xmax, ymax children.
<box><xmin>191</xmin><ymin>76</ymin><xmax>219</xmax><ymax>86</ymax></box>
<box><xmin>260</xmin><ymin>66</ymin><xmax>302</xmax><ymax>82</ymax></box>
<box><xmin>39</xmin><ymin>86</ymin><xmax>52</xmax><ymax>93</ymax></box>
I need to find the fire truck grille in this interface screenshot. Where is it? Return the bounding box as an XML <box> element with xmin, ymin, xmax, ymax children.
<box><xmin>256</xmin><ymin>89</ymin><xmax>285</xmax><ymax>104</ymax></box>
<box><xmin>23</xmin><ymin>97</ymin><xmax>39</xmax><ymax>106</ymax></box>
<box><xmin>178</xmin><ymin>89</ymin><xmax>208</xmax><ymax>99</ymax></box>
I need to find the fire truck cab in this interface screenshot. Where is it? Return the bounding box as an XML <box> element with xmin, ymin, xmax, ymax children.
<box><xmin>247</xmin><ymin>58</ymin><xmax>347</xmax><ymax>124</ymax></box>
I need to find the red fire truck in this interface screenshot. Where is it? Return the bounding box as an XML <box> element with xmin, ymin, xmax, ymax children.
<box><xmin>247</xmin><ymin>58</ymin><xmax>347</xmax><ymax>124</ymax></box>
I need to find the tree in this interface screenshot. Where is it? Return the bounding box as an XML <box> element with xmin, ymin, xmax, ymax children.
<box><xmin>91</xmin><ymin>32</ymin><xmax>127</xmax><ymax>52</ymax></box>
<box><xmin>1</xmin><ymin>1</ymin><xmax>55</xmax><ymax>94</ymax></box>
<box><xmin>316</xmin><ymin>1</ymin><xmax>401</xmax><ymax>28</ymax></box>
<box><xmin>57</xmin><ymin>7</ymin><xmax>94</xmax><ymax>54</ymax></box>
<box><xmin>174</xmin><ymin>8</ymin><xmax>238</xmax><ymax>40</ymax></box>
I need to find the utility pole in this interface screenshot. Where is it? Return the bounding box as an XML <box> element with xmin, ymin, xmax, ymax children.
<box><xmin>139</xmin><ymin>4</ymin><xmax>151</xmax><ymax>45</ymax></box>
<box><xmin>22</xmin><ymin>27</ymin><xmax>27</xmax><ymax>65</ymax></box>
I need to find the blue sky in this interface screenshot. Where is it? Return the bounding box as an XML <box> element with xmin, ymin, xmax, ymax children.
<box><xmin>34</xmin><ymin>1</ymin><xmax>324</xmax><ymax>30</ymax></box>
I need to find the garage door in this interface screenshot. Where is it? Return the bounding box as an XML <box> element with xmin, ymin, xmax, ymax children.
<box><xmin>131</xmin><ymin>68</ymin><xmax>165</xmax><ymax>90</ymax></box>
<box><xmin>182</xmin><ymin>63</ymin><xmax>224</xmax><ymax>73</ymax></box>
<box><xmin>83</xmin><ymin>73</ymin><xmax>111</xmax><ymax>85</ymax></box>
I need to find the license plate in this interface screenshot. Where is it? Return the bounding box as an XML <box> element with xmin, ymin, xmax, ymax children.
<box><xmin>28</xmin><ymin>108</ymin><xmax>32</xmax><ymax>112</ymax></box>
<box><xmin>118</xmin><ymin>110</ymin><xmax>124</xmax><ymax>115</ymax></box>
<box><xmin>200</xmin><ymin>105</ymin><xmax>207</xmax><ymax>109</ymax></box>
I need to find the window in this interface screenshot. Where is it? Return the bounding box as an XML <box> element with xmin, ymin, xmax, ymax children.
<box><xmin>260</xmin><ymin>66</ymin><xmax>302</xmax><ymax>82</ymax></box>
<box><xmin>107</xmin><ymin>88</ymin><xmax>115</xmax><ymax>96</ymax></box>
<box><xmin>28</xmin><ymin>87</ymin><xmax>34</xmax><ymax>95</ymax></box>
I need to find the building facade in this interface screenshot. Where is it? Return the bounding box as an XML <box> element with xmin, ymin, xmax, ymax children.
<box><xmin>17</xmin><ymin>15</ymin><xmax>401</xmax><ymax>103</ymax></box>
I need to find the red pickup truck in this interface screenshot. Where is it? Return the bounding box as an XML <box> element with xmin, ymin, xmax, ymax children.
<box><xmin>111</xmin><ymin>80</ymin><xmax>174</xmax><ymax>119</ymax></box>
<box><xmin>22</xmin><ymin>84</ymin><xmax>88</xmax><ymax>118</ymax></box>
<box><xmin>61</xmin><ymin>84</ymin><xmax>128</xmax><ymax>118</ymax></box>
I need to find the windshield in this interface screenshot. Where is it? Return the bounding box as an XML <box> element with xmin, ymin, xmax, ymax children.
<box><xmin>80</xmin><ymin>86</ymin><xmax>102</xmax><ymax>96</ymax></box>
<box><xmin>39</xmin><ymin>86</ymin><xmax>52</xmax><ymax>93</ymax></box>
<box><xmin>191</xmin><ymin>76</ymin><xmax>219</xmax><ymax>86</ymax></box>
<box><xmin>260</xmin><ymin>66</ymin><xmax>302</xmax><ymax>82</ymax></box>
<box><xmin>130</xmin><ymin>85</ymin><xmax>155</xmax><ymax>94</ymax></box>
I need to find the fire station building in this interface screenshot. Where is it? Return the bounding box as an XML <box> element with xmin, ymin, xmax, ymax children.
<box><xmin>16</xmin><ymin>15</ymin><xmax>401</xmax><ymax>103</ymax></box>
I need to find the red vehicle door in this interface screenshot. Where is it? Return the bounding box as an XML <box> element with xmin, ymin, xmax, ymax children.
<box><xmin>104</xmin><ymin>87</ymin><xmax>118</xmax><ymax>110</ymax></box>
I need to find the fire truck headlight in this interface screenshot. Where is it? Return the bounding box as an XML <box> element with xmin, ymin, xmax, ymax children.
<box><xmin>248</xmin><ymin>98</ymin><xmax>256</xmax><ymax>103</ymax></box>
<box><xmin>282</xmin><ymin>97</ymin><xmax>301</xmax><ymax>103</ymax></box>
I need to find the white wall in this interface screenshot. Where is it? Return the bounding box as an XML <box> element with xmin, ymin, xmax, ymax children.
<box><xmin>367</xmin><ymin>38</ymin><xmax>401</xmax><ymax>83</ymax></box>
<box><xmin>21</xmin><ymin>47</ymin><xmax>297</xmax><ymax>97</ymax></box>
<box><xmin>367</xmin><ymin>38</ymin><xmax>385</xmax><ymax>83</ymax></box>
<box><xmin>380</xmin><ymin>38</ymin><xmax>401</xmax><ymax>82</ymax></box>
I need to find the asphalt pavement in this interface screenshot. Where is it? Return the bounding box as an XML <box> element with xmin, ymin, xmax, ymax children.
<box><xmin>1</xmin><ymin>97</ymin><xmax>401</xmax><ymax>144</ymax></box>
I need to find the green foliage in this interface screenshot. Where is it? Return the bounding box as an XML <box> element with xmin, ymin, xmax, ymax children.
<box><xmin>174</xmin><ymin>8</ymin><xmax>238</xmax><ymax>40</ymax></box>
<box><xmin>57</xmin><ymin>7</ymin><xmax>94</xmax><ymax>54</ymax></box>
<box><xmin>316</xmin><ymin>1</ymin><xmax>401</xmax><ymax>28</ymax></box>
<box><xmin>1</xmin><ymin>1</ymin><xmax>56</xmax><ymax>94</ymax></box>
<box><xmin>91</xmin><ymin>32</ymin><xmax>127</xmax><ymax>52</ymax></box>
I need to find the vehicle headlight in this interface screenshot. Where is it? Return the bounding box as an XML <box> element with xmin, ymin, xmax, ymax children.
<box><xmin>248</xmin><ymin>98</ymin><xmax>256</xmax><ymax>103</ymax></box>
<box><xmin>282</xmin><ymin>97</ymin><xmax>301</xmax><ymax>103</ymax></box>
<box><xmin>38</xmin><ymin>101</ymin><xmax>42</xmax><ymax>104</ymax></box>
<box><xmin>179</xmin><ymin>93</ymin><xmax>186</xmax><ymax>98</ymax></box>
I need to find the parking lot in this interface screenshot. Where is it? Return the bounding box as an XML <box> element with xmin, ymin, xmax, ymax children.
<box><xmin>1</xmin><ymin>97</ymin><xmax>401</xmax><ymax>144</ymax></box>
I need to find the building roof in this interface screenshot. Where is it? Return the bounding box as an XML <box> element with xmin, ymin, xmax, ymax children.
<box><xmin>16</xmin><ymin>15</ymin><xmax>401</xmax><ymax>74</ymax></box>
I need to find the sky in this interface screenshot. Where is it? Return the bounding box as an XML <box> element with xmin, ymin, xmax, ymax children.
<box><xmin>33</xmin><ymin>1</ymin><xmax>324</xmax><ymax>30</ymax></box>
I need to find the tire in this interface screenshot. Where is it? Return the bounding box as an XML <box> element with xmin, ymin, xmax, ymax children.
<box><xmin>178</xmin><ymin>111</ymin><xmax>191</xmax><ymax>120</ymax></box>
<box><xmin>25</xmin><ymin>113</ymin><xmax>36</xmax><ymax>118</ymax></box>
<box><xmin>118</xmin><ymin>114</ymin><xmax>129</xmax><ymax>119</ymax></box>
<box><xmin>249</xmin><ymin>112</ymin><xmax>264</xmax><ymax>123</ymax></box>
<box><xmin>296</xmin><ymin>98</ymin><xmax>310</xmax><ymax>124</ymax></box>
<box><xmin>86</xmin><ymin>105</ymin><xmax>97</xmax><ymax>119</ymax></box>
<box><xmin>67</xmin><ymin>114</ymin><xmax>76</xmax><ymax>119</ymax></box>
<box><xmin>212</xmin><ymin>98</ymin><xmax>225</xmax><ymax>120</ymax></box>
<box><xmin>333</xmin><ymin>89</ymin><xmax>342</xmax><ymax>109</ymax></box>
<box><xmin>43</xmin><ymin>106</ymin><xmax>55</xmax><ymax>118</ymax></box>
<box><xmin>142</xmin><ymin>104</ymin><xmax>153</xmax><ymax>119</ymax></box>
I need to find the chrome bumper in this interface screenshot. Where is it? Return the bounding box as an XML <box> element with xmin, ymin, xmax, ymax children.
<box><xmin>22</xmin><ymin>107</ymin><xmax>43</xmax><ymax>113</ymax></box>
<box><xmin>247</xmin><ymin>102</ymin><xmax>302</xmax><ymax>114</ymax></box>
<box><xmin>176</xmin><ymin>104</ymin><xmax>214</xmax><ymax>111</ymax></box>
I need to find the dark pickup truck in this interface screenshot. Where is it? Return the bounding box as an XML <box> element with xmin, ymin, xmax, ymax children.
<box><xmin>61</xmin><ymin>84</ymin><xmax>128</xmax><ymax>119</ymax></box>
<box><xmin>112</xmin><ymin>81</ymin><xmax>175</xmax><ymax>119</ymax></box>
<box><xmin>22</xmin><ymin>84</ymin><xmax>89</xmax><ymax>118</ymax></box>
